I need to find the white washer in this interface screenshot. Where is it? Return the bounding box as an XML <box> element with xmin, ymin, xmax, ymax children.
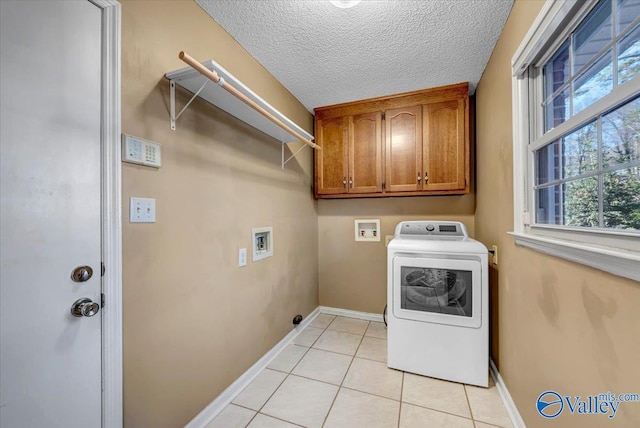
<box><xmin>387</xmin><ymin>221</ymin><xmax>488</xmax><ymax>387</ymax></box>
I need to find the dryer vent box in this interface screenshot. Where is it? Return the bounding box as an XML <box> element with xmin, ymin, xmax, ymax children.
<box><xmin>252</xmin><ymin>227</ymin><xmax>273</xmax><ymax>261</ymax></box>
<box><xmin>355</xmin><ymin>219</ymin><xmax>380</xmax><ymax>242</ymax></box>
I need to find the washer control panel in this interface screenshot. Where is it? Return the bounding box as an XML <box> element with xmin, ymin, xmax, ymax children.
<box><xmin>396</xmin><ymin>221</ymin><xmax>466</xmax><ymax>237</ymax></box>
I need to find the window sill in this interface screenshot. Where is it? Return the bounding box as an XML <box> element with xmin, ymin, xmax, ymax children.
<box><xmin>508</xmin><ymin>232</ymin><xmax>640</xmax><ymax>282</ymax></box>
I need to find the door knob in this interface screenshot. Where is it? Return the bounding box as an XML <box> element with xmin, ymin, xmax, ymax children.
<box><xmin>70</xmin><ymin>298</ymin><xmax>100</xmax><ymax>318</ymax></box>
<box><xmin>71</xmin><ymin>266</ymin><xmax>93</xmax><ymax>283</ymax></box>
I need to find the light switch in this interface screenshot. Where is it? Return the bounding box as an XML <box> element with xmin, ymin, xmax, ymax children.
<box><xmin>130</xmin><ymin>197</ymin><xmax>156</xmax><ymax>223</ymax></box>
<box><xmin>239</xmin><ymin>248</ymin><xmax>247</xmax><ymax>267</ymax></box>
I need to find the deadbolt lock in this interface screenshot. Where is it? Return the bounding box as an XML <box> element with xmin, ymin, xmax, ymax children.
<box><xmin>71</xmin><ymin>266</ymin><xmax>93</xmax><ymax>283</ymax></box>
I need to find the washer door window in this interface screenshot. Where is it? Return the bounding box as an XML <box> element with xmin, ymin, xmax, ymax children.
<box><xmin>393</xmin><ymin>256</ymin><xmax>482</xmax><ymax>328</ymax></box>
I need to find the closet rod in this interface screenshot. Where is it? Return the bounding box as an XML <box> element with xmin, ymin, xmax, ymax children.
<box><xmin>178</xmin><ymin>51</ymin><xmax>320</xmax><ymax>150</ymax></box>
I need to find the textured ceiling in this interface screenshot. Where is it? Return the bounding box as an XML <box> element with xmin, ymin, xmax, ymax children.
<box><xmin>196</xmin><ymin>0</ymin><xmax>514</xmax><ymax>111</ymax></box>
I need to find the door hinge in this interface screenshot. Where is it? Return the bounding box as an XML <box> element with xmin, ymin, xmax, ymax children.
<box><xmin>101</xmin><ymin>262</ymin><xmax>105</xmax><ymax>277</ymax></box>
<box><xmin>101</xmin><ymin>293</ymin><xmax>105</xmax><ymax>308</ymax></box>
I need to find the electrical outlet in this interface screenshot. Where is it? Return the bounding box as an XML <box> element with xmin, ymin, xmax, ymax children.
<box><xmin>491</xmin><ymin>245</ymin><xmax>498</xmax><ymax>266</ymax></box>
<box><xmin>239</xmin><ymin>248</ymin><xmax>247</xmax><ymax>267</ymax></box>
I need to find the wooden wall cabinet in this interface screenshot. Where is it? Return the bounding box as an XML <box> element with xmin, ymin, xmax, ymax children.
<box><xmin>314</xmin><ymin>83</ymin><xmax>470</xmax><ymax>198</ymax></box>
<box><xmin>316</xmin><ymin>116</ymin><xmax>348</xmax><ymax>195</ymax></box>
<box><xmin>350</xmin><ymin>112</ymin><xmax>383</xmax><ymax>193</ymax></box>
<box><xmin>385</xmin><ymin>105</ymin><xmax>422</xmax><ymax>193</ymax></box>
<box><xmin>316</xmin><ymin>112</ymin><xmax>383</xmax><ymax>195</ymax></box>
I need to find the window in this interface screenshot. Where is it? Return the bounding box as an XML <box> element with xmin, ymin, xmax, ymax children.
<box><xmin>512</xmin><ymin>0</ymin><xmax>640</xmax><ymax>282</ymax></box>
<box><xmin>535</xmin><ymin>97</ymin><xmax>640</xmax><ymax>230</ymax></box>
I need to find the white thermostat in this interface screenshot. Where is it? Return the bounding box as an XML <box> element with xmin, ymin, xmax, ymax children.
<box><xmin>122</xmin><ymin>134</ymin><xmax>162</xmax><ymax>168</ymax></box>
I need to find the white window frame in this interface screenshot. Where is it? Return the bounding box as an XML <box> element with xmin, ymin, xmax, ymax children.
<box><xmin>510</xmin><ymin>0</ymin><xmax>640</xmax><ymax>282</ymax></box>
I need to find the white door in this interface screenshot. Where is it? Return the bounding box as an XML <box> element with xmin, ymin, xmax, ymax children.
<box><xmin>0</xmin><ymin>1</ymin><xmax>103</xmax><ymax>426</ymax></box>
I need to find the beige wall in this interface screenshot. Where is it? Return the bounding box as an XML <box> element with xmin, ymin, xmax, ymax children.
<box><xmin>121</xmin><ymin>1</ymin><xmax>317</xmax><ymax>426</ymax></box>
<box><xmin>119</xmin><ymin>0</ymin><xmax>640</xmax><ymax>426</ymax></box>
<box><xmin>318</xmin><ymin>196</ymin><xmax>475</xmax><ymax>313</ymax></box>
<box><xmin>475</xmin><ymin>1</ymin><xmax>640</xmax><ymax>427</ymax></box>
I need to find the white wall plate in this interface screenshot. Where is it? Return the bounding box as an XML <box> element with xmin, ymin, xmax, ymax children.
<box><xmin>252</xmin><ymin>227</ymin><xmax>273</xmax><ymax>261</ymax></box>
<box><xmin>355</xmin><ymin>219</ymin><xmax>380</xmax><ymax>242</ymax></box>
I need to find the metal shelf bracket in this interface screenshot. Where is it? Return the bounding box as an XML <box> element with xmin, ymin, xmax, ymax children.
<box><xmin>281</xmin><ymin>142</ymin><xmax>310</xmax><ymax>169</ymax></box>
<box><xmin>170</xmin><ymin>79</ymin><xmax>209</xmax><ymax>130</ymax></box>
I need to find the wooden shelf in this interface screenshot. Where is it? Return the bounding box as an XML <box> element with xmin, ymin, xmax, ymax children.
<box><xmin>165</xmin><ymin>56</ymin><xmax>315</xmax><ymax>168</ymax></box>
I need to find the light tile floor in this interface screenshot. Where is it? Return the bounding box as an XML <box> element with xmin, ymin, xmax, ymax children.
<box><xmin>207</xmin><ymin>315</ymin><xmax>512</xmax><ymax>428</ymax></box>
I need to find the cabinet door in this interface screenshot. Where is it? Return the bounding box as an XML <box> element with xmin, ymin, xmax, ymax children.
<box><xmin>349</xmin><ymin>112</ymin><xmax>382</xmax><ymax>193</ymax></box>
<box><xmin>423</xmin><ymin>99</ymin><xmax>466</xmax><ymax>191</ymax></box>
<box><xmin>316</xmin><ymin>117</ymin><xmax>349</xmax><ymax>195</ymax></box>
<box><xmin>385</xmin><ymin>106</ymin><xmax>422</xmax><ymax>192</ymax></box>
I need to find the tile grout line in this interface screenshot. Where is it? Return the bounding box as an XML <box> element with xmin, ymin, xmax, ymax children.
<box><xmin>397</xmin><ymin>371</ymin><xmax>404</xmax><ymax>427</ymax></box>
<box><xmin>232</xmin><ymin>403</ymin><xmax>305</xmax><ymax>428</ymax></box>
<box><xmin>253</xmin><ymin>319</ymin><xmax>331</xmax><ymax>427</ymax></box>
<box><xmin>475</xmin><ymin>421</ymin><xmax>507</xmax><ymax>428</ymax></box>
<box><xmin>243</xmin><ymin>409</ymin><xmax>258</xmax><ymax>428</ymax></box>
<box><xmin>309</xmin><ymin>347</ymin><xmax>386</xmax><ymax>362</ymax></box>
<box><xmin>253</xmin><ymin>411</ymin><xmax>306</xmax><ymax>428</ymax></box>
<box><xmin>407</xmin><ymin>401</ymin><xmax>478</xmax><ymax>422</ymax></box>
<box><xmin>311</xmin><ymin>325</ymin><xmax>387</xmax><ymax>361</ymax></box>
<box><xmin>401</xmin><ymin>397</ymin><xmax>478</xmax><ymax>422</ymax></box>
<box><xmin>267</xmin><ymin>316</ymin><xmax>345</xmax><ymax>427</ymax></box>
<box><xmin>236</xmin><ymin>364</ymin><xmax>292</xmax><ymax>427</ymax></box>
<box><xmin>253</xmin><ymin>370</ymin><xmax>289</xmax><ymax>413</ymax></box>
<box><xmin>464</xmin><ymin>384</ymin><xmax>477</xmax><ymax>423</ymax></box>
<box><xmin>335</xmin><ymin>383</ymin><xmax>400</xmax><ymax>403</ymax></box>
<box><xmin>320</xmin><ymin>321</ymin><xmax>369</xmax><ymax>428</ymax></box>
<box><xmin>266</xmin><ymin>344</ymin><xmax>310</xmax><ymax>374</ymax></box>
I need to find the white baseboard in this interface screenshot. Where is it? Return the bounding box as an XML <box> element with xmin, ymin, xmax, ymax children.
<box><xmin>489</xmin><ymin>358</ymin><xmax>526</xmax><ymax>428</ymax></box>
<box><xmin>318</xmin><ymin>306</ymin><xmax>384</xmax><ymax>322</ymax></box>
<box><xmin>184</xmin><ymin>307</ymin><xmax>321</xmax><ymax>428</ymax></box>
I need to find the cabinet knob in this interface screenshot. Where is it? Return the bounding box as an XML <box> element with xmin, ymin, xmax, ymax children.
<box><xmin>343</xmin><ymin>177</ymin><xmax>347</xmax><ymax>188</ymax></box>
<box><xmin>349</xmin><ymin>177</ymin><xmax>353</xmax><ymax>188</ymax></box>
<box><xmin>417</xmin><ymin>173</ymin><xmax>422</xmax><ymax>183</ymax></box>
<box><xmin>424</xmin><ymin>172</ymin><xmax>429</xmax><ymax>183</ymax></box>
